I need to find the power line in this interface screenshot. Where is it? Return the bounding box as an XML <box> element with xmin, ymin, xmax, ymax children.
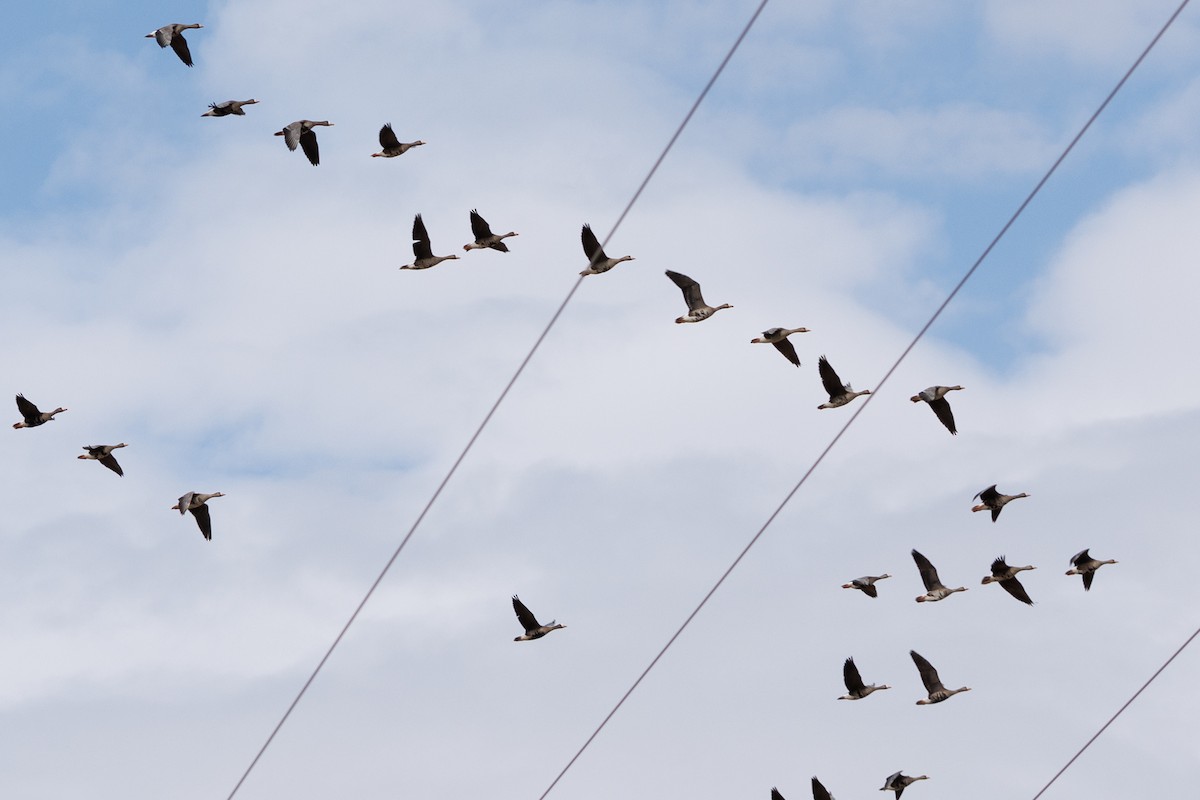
<box><xmin>532</xmin><ymin>1</ymin><xmax>1194</xmax><ymax>798</ymax></box>
<box><xmin>1030</xmin><ymin>623</ymin><xmax>1200</xmax><ymax>799</ymax></box>
<box><xmin>221</xmin><ymin>3</ymin><xmax>772</xmax><ymax>798</ymax></box>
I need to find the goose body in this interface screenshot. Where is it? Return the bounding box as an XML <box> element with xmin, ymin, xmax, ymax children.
<box><xmin>910</xmin><ymin>650</ymin><xmax>969</xmax><ymax>705</ymax></box>
<box><xmin>911</xmin><ymin>549</ymin><xmax>966</xmax><ymax>603</ymax></box>
<box><xmin>78</xmin><ymin>443</ymin><xmax>127</xmax><ymax>476</ymax></box>
<box><xmin>372</xmin><ymin>123</ymin><xmax>424</xmax><ymax>157</ymax></box>
<box><xmin>1066</xmin><ymin>549</ymin><xmax>1117</xmax><ymax>590</ymax></box>
<box><xmin>275</xmin><ymin>120</ymin><xmax>334</xmax><ymax>166</ymax></box>
<box><xmin>841</xmin><ymin>573</ymin><xmax>891</xmax><ymax>598</ymax></box>
<box><xmin>203</xmin><ymin>99</ymin><xmax>258</xmax><ymax>117</ymax></box>
<box><xmin>971</xmin><ymin>484</ymin><xmax>1029</xmax><ymax>521</ymax></box>
<box><xmin>400</xmin><ymin>214</ymin><xmax>460</xmax><ymax>270</ymax></box>
<box><xmin>839</xmin><ymin>656</ymin><xmax>890</xmax><ymax>700</ymax></box>
<box><xmin>665</xmin><ymin>270</ymin><xmax>732</xmax><ymax>323</ymax></box>
<box><xmin>464</xmin><ymin>209</ymin><xmax>517</xmax><ymax>253</ymax></box>
<box><xmin>512</xmin><ymin>595</ymin><xmax>565</xmax><ymax>641</ymax></box>
<box><xmin>751</xmin><ymin>327</ymin><xmax>810</xmax><ymax>367</ymax></box>
<box><xmin>817</xmin><ymin>356</ymin><xmax>871</xmax><ymax>409</ymax></box>
<box><xmin>13</xmin><ymin>394</ymin><xmax>67</xmax><ymax>429</ymax></box>
<box><xmin>579</xmin><ymin>224</ymin><xmax>633</xmax><ymax>275</ymax></box>
<box><xmin>171</xmin><ymin>491</ymin><xmax>225</xmax><ymax>541</ymax></box>
<box><xmin>910</xmin><ymin>385</ymin><xmax>963</xmax><ymax>434</ymax></box>
<box><xmin>880</xmin><ymin>771</ymin><xmax>929</xmax><ymax>799</ymax></box>
<box><xmin>981</xmin><ymin>556</ymin><xmax>1035</xmax><ymax>605</ymax></box>
<box><xmin>146</xmin><ymin>23</ymin><xmax>203</xmax><ymax>66</ymax></box>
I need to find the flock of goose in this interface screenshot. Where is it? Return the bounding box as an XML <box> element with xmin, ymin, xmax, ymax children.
<box><xmin>130</xmin><ymin>21</ymin><xmax>1128</xmax><ymax>799</ymax></box>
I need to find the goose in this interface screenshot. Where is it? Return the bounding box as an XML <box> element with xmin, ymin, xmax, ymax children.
<box><xmin>910</xmin><ymin>385</ymin><xmax>963</xmax><ymax>434</ymax></box>
<box><xmin>146</xmin><ymin>23</ymin><xmax>203</xmax><ymax>67</ymax></box>
<box><xmin>78</xmin><ymin>443</ymin><xmax>127</xmax><ymax>477</ymax></box>
<box><xmin>811</xmin><ymin>778</ymin><xmax>835</xmax><ymax>800</ymax></box>
<box><xmin>841</xmin><ymin>573</ymin><xmax>891</xmax><ymax>598</ymax></box>
<box><xmin>971</xmin><ymin>484</ymin><xmax>1029</xmax><ymax>521</ymax></box>
<box><xmin>817</xmin><ymin>356</ymin><xmax>871</xmax><ymax>409</ymax></box>
<box><xmin>512</xmin><ymin>595</ymin><xmax>565</xmax><ymax>641</ymax></box>
<box><xmin>665</xmin><ymin>270</ymin><xmax>732</xmax><ymax>323</ymax></box>
<box><xmin>464</xmin><ymin>210</ymin><xmax>517</xmax><ymax>253</ymax></box>
<box><xmin>981</xmin><ymin>556</ymin><xmax>1035</xmax><ymax>605</ymax></box>
<box><xmin>839</xmin><ymin>656</ymin><xmax>890</xmax><ymax>700</ymax></box>
<box><xmin>880</xmin><ymin>771</ymin><xmax>929</xmax><ymax>799</ymax></box>
<box><xmin>751</xmin><ymin>327</ymin><xmax>811</xmax><ymax>367</ymax></box>
<box><xmin>203</xmin><ymin>99</ymin><xmax>258</xmax><ymax>117</ymax></box>
<box><xmin>911</xmin><ymin>549</ymin><xmax>967</xmax><ymax>603</ymax></box>
<box><xmin>579</xmin><ymin>223</ymin><xmax>633</xmax><ymax>275</ymax></box>
<box><xmin>274</xmin><ymin>120</ymin><xmax>334</xmax><ymax>166</ymax></box>
<box><xmin>13</xmin><ymin>394</ymin><xmax>67</xmax><ymax>429</ymax></box>
<box><xmin>400</xmin><ymin>214</ymin><xmax>460</xmax><ymax>270</ymax></box>
<box><xmin>1066</xmin><ymin>549</ymin><xmax>1117</xmax><ymax>591</ymax></box>
<box><xmin>372</xmin><ymin>123</ymin><xmax>425</xmax><ymax>158</ymax></box>
<box><xmin>910</xmin><ymin>650</ymin><xmax>970</xmax><ymax>705</ymax></box>
<box><xmin>171</xmin><ymin>491</ymin><xmax>225</xmax><ymax>541</ymax></box>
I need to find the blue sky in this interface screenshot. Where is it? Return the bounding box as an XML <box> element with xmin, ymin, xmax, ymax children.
<box><xmin>3</xmin><ymin>1</ymin><xmax>1200</xmax><ymax>799</ymax></box>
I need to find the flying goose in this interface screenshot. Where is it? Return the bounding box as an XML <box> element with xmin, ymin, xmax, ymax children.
<box><xmin>1066</xmin><ymin>549</ymin><xmax>1117</xmax><ymax>591</ymax></box>
<box><xmin>78</xmin><ymin>443</ymin><xmax>127</xmax><ymax>477</ymax></box>
<box><xmin>512</xmin><ymin>595</ymin><xmax>566</xmax><ymax>641</ymax></box>
<box><xmin>372</xmin><ymin>123</ymin><xmax>425</xmax><ymax>158</ymax></box>
<box><xmin>146</xmin><ymin>23</ymin><xmax>203</xmax><ymax>67</ymax></box>
<box><xmin>910</xmin><ymin>650</ymin><xmax>970</xmax><ymax>705</ymax></box>
<box><xmin>817</xmin><ymin>356</ymin><xmax>871</xmax><ymax>409</ymax></box>
<box><xmin>751</xmin><ymin>327</ymin><xmax>810</xmax><ymax>367</ymax></box>
<box><xmin>579</xmin><ymin>224</ymin><xmax>633</xmax><ymax>275</ymax></box>
<box><xmin>13</xmin><ymin>394</ymin><xmax>67</xmax><ymax>429</ymax></box>
<box><xmin>400</xmin><ymin>214</ymin><xmax>460</xmax><ymax>270</ymax></box>
<box><xmin>839</xmin><ymin>656</ymin><xmax>890</xmax><ymax>700</ymax></box>
<box><xmin>880</xmin><ymin>771</ymin><xmax>929</xmax><ymax>799</ymax></box>
<box><xmin>841</xmin><ymin>574</ymin><xmax>891</xmax><ymax>598</ymax></box>
<box><xmin>910</xmin><ymin>385</ymin><xmax>963</xmax><ymax>434</ymax></box>
<box><xmin>464</xmin><ymin>210</ymin><xmax>517</xmax><ymax>253</ymax></box>
<box><xmin>171</xmin><ymin>492</ymin><xmax>225</xmax><ymax>541</ymax></box>
<box><xmin>274</xmin><ymin>120</ymin><xmax>334</xmax><ymax>166</ymax></box>
<box><xmin>203</xmin><ymin>99</ymin><xmax>259</xmax><ymax>117</ymax></box>
<box><xmin>971</xmin><ymin>485</ymin><xmax>1029</xmax><ymax>521</ymax></box>
<box><xmin>912</xmin><ymin>549</ymin><xmax>966</xmax><ymax>603</ymax></box>
<box><xmin>665</xmin><ymin>270</ymin><xmax>732</xmax><ymax>323</ymax></box>
<box><xmin>981</xmin><ymin>556</ymin><xmax>1035</xmax><ymax>605</ymax></box>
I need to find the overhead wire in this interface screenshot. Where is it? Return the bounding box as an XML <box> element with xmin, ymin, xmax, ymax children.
<box><xmin>221</xmin><ymin>2</ymin><xmax>772</xmax><ymax>797</ymax></box>
<box><xmin>532</xmin><ymin>1</ymin><xmax>1194</xmax><ymax>798</ymax></box>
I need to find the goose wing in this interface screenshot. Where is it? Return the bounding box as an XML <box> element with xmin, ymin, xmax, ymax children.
<box><xmin>379</xmin><ymin>123</ymin><xmax>401</xmax><ymax>150</ymax></box>
<box><xmin>772</xmin><ymin>337</ymin><xmax>801</xmax><ymax>367</ymax></box>
<box><xmin>1082</xmin><ymin>571</ymin><xmax>1095</xmax><ymax>591</ymax></box>
<box><xmin>860</xmin><ymin>581</ymin><xmax>878</xmax><ymax>598</ymax></box>
<box><xmin>927</xmin><ymin>396</ymin><xmax>956</xmax><ymax>434</ymax></box>
<box><xmin>811</xmin><ymin>777</ymin><xmax>833</xmax><ymax>800</ymax></box>
<box><xmin>170</xmin><ymin>32</ymin><xmax>194</xmax><ymax>66</ymax></box>
<box><xmin>910</xmin><ymin>650</ymin><xmax>945</xmax><ymax>695</ymax></box>
<box><xmin>665</xmin><ymin>270</ymin><xmax>704</xmax><ymax>310</ymax></box>
<box><xmin>974</xmin><ymin>484</ymin><xmax>999</xmax><ymax>505</ymax></box>
<box><xmin>817</xmin><ymin>356</ymin><xmax>846</xmax><ymax>398</ymax></box>
<box><xmin>412</xmin><ymin>214</ymin><xmax>434</xmax><ymax>260</ymax></box>
<box><xmin>842</xmin><ymin>657</ymin><xmax>866</xmax><ymax>694</ymax></box>
<box><xmin>989</xmin><ymin>556</ymin><xmax>1010</xmax><ymax>578</ymax></box>
<box><xmin>15</xmin><ymin>394</ymin><xmax>41</xmax><ymax>423</ymax></box>
<box><xmin>999</xmin><ymin>575</ymin><xmax>1033</xmax><ymax>605</ymax></box>
<box><xmin>176</xmin><ymin>492</ymin><xmax>195</xmax><ymax>515</ymax></box>
<box><xmin>771</xmin><ymin>789</ymin><xmax>786</xmax><ymax>800</ymax></box>
<box><xmin>189</xmin><ymin>503</ymin><xmax>213</xmax><ymax>540</ymax></box>
<box><xmin>280</xmin><ymin>122</ymin><xmax>302</xmax><ymax>151</ymax></box>
<box><xmin>470</xmin><ymin>209</ymin><xmax>494</xmax><ymax>240</ymax></box>
<box><xmin>512</xmin><ymin>595</ymin><xmax>541</xmax><ymax>631</ymax></box>
<box><xmin>99</xmin><ymin>454</ymin><xmax>124</xmax><ymax>477</ymax></box>
<box><xmin>581</xmin><ymin>224</ymin><xmax>607</xmax><ymax>264</ymax></box>
<box><xmin>298</xmin><ymin>129</ymin><xmax>320</xmax><ymax>165</ymax></box>
<box><xmin>911</xmin><ymin>549</ymin><xmax>944</xmax><ymax>591</ymax></box>
<box><xmin>1070</xmin><ymin>548</ymin><xmax>1091</xmax><ymax>567</ymax></box>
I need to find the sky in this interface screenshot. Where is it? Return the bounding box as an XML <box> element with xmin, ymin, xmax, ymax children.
<box><xmin>2</xmin><ymin>1</ymin><xmax>1200</xmax><ymax>798</ymax></box>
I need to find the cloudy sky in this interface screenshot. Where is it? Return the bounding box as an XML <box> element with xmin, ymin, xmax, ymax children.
<box><xmin>3</xmin><ymin>1</ymin><xmax>1200</xmax><ymax>798</ymax></box>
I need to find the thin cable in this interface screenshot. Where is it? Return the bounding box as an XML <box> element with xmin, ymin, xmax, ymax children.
<box><xmin>222</xmin><ymin>3</ymin><xmax>771</xmax><ymax>798</ymax></box>
<box><xmin>534</xmin><ymin>2</ymin><xmax>1192</xmax><ymax>797</ymax></box>
<box><xmin>1030</xmin><ymin>624</ymin><xmax>1200</xmax><ymax>799</ymax></box>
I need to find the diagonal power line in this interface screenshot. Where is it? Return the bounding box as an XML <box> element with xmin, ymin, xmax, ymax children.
<box><xmin>532</xmin><ymin>1</ymin><xmax>1193</xmax><ymax>798</ymax></box>
<box><xmin>221</xmin><ymin>2</ymin><xmax>772</xmax><ymax>798</ymax></box>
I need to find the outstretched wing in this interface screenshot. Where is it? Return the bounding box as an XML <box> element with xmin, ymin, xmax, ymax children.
<box><xmin>581</xmin><ymin>224</ymin><xmax>607</xmax><ymax>264</ymax></box>
<box><xmin>412</xmin><ymin>214</ymin><xmax>434</xmax><ymax>260</ymax></box>
<box><xmin>15</xmin><ymin>394</ymin><xmax>40</xmax><ymax>422</ymax></box>
<box><xmin>910</xmin><ymin>650</ymin><xmax>944</xmax><ymax>694</ymax></box>
<box><xmin>379</xmin><ymin>123</ymin><xmax>401</xmax><ymax>149</ymax></box>
<box><xmin>1000</xmin><ymin>576</ymin><xmax>1034</xmax><ymax>605</ymax></box>
<box><xmin>911</xmin><ymin>549</ymin><xmax>942</xmax><ymax>591</ymax></box>
<box><xmin>470</xmin><ymin>209</ymin><xmax>494</xmax><ymax>240</ymax></box>
<box><xmin>842</xmin><ymin>657</ymin><xmax>865</xmax><ymax>693</ymax></box>
<box><xmin>974</xmin><ymin>485</ymin><xmax>999</xmax><ymax>504</ymax></box>
<box><xmin>170</xmin><ymin>32</ymin><xmax>194</xmax><ymax>66</ymax></box>
<box><xmin>512</xmin><ymin>595</ymin><xmax>540</xmax><ymax>631</ymax></box>
<box><xmin>665</xmin><ymin>270</ymin><xmax>704</xmax><ymax>310</ymax></box>
<box><xmin>772</xmin><ymin>338</ymin><xmax>801</xmax><ymax>367</ymax></box>
<box><xmin>99</xmin><ymin>454</ymin><xmax>124</xmax><ymax>477</ymax></box>
<box><xmin>189</xmin><ymin>503</ymin><xmax>213</xmax><ymax>540</ymax></box>
<box><xmin>927</xmin><ymin>396</ymin><xmax>957</xmax><ymax>434</ymax></box>
<box><xmin>771</xmin><ymin>788</ymin><xmax>786</xmax><ymax>800</ymax></box>
<box><xmin>811</xmin><ymin>777</ymin><xmax>833</xmax><ymax>800</ymax></box>
<box><xmin>817</xmin><ymin>356</ymin><xmax>845</xmax><ymax>398</ymax></box>
<box><xmin>298</xmin><ymin>129</ymin><xmax>320</xmax><ymax>165</ymax></box>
